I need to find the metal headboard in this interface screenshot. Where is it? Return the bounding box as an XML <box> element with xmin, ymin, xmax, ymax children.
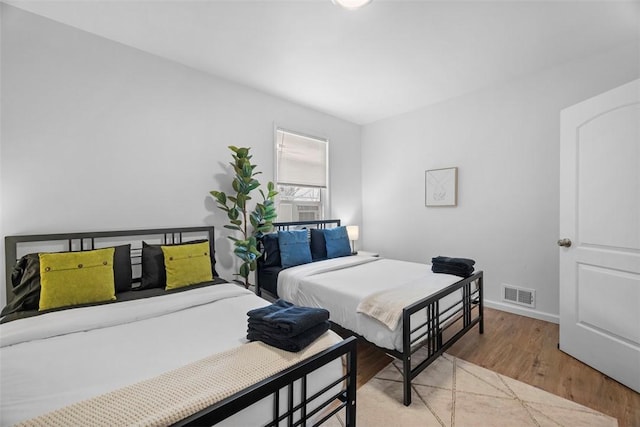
<box><xmin>4</xmin><ymin>226</ymin><xmax>215</xmax><ymax>305</ymax></box>
<box><xmin>271</xmin><ymin>219</ymin><xmax>341</xmax><ymax>231</ymax></box>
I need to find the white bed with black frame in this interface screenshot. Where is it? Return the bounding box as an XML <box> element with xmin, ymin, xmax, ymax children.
<box><xmin>1</xmin><ymin>226</ymin><xmax>357</xmax><ymax>426</ymax></box>
<box><xmin>256</xmin><ymin>219</ymin><xmax>484</xmax><ymax>406</ymax></box>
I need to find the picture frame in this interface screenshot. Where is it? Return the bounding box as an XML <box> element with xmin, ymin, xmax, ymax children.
<box><xmin>425</xmin><ymin>167</ymin><xmax>458</xmax><ymax>207</ymax></box>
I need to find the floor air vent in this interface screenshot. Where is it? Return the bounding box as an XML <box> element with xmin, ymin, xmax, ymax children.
<box><xmin>502</xmin><ymin>284</ymin><xmax>535</xmax><ymax>308</ymax></box>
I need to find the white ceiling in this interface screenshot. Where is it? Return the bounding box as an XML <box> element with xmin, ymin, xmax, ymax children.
<box><xmin>6</xmin><ymin>0</ymin><xmax>640</xmax><ymax>124</ymax></box>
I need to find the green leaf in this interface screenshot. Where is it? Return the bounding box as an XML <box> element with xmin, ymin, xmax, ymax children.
<box><xmin>239</xmin><ymin>263</ymin><xmax>249</xmax><ymax>278</ymax></box>
<box><xmin>224</xmin><ymin>225</ymin><xmax>241</xmax><ymax>231</ymax></box>
<box><xmin>212</xmin><ymin>192</ymin><xmax>227</xmax><ymax>205</ymax></box>
<box><xmin>242</xmin><ymin>162</ymin><xmax>253</xmax><ymax>178</ymax></box>
<box><xmin>250</xmin><ymin>247</ymin><xmax>261</xmax><ymax>257</ymax></box>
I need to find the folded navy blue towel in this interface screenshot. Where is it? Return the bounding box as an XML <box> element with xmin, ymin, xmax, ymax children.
<box><xmin>246</xmin><ymin>299</ymin><xmax>293</xmax><ymax>319</ymax></box>
<box><xmin>431</xmin><ymin>256</ymin><xmax>475</xmax><ymax>268</ymax></box>
<box><xmin>247</xmin><ymin>321</ymin><xmax>330</xmax><ymax>352</ymax></box>
<box><xmin>263</xmin><ymin>305</ymin><xmax>329</xmax><ymax>336</ymax></box>
<box><xmin>247</xmin><ymin>300</ymin><xmax>329</xmax><ymax>337</ymax></box>
<box><xmin>432</xmin><ymin>264</ymin><xmax>474</xmax><ymax>278</ymax></box>
<box><xmin>431</xmin><ymin>256</ymin><xmax>476</xmax><ymax>278</ymax></box>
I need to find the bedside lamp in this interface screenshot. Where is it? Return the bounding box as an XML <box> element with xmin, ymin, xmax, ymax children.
<box><xmin>346</xmin><ymin>225</ymin><xmax>359</xmax><ymax>255</ymax></box>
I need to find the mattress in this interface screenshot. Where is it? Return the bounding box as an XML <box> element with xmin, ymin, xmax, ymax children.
<box><xmin>0</xmin><ymin>283</ymin><xmax>342</xmax><ymax>426</ymax></box>
<box><xmin>278</xmin><ymin>256</ymin><xmax>464</xmax><ymax>352</ymax></box>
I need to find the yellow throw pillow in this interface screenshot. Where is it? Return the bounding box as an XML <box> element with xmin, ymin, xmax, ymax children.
<box><xmin>39</xmin><ymin>248</ymin><xmax>116</xmax><ymax>311</ymax></box>
<box><xmin>162</xmin><ymin>241</ymin><xmax>213</xmax><ymax>290</ymax></box>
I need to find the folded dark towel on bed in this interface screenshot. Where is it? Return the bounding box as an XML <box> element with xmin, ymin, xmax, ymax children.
<box><xmin>432</xmin><ymin>256</ymin><xmax>475</xmax><ymax>267</ymax></box>
<box><xmin>247</xmin><ymin>321</ymin><xmax>330</xmax><ymax>352</ymax></box>
<box><xmin>431</xmin><ymin>256</ymin><xmax>476</xmax><ymax>278</ymax></box>
<box><xmin>247</xmin><ymin>299</ymin><xmax>293</xmax><ymax>318</ymax></box>
<box><xmin>263</xmin><ymin>305</ymin><xmax>329</xmax><ymax>336</ymax></box>
<box><xmin>247</xmin><ymin>319</ymin><xmax>299</xmax><ymax>337</ymax></box>
<box><xmin>247</xmin><ymin>300</ymin><xmax>329</xmax><ymax>337</ymax></box>
<box><xmin>432</xmin><ymin>264</ymin><xmax>474</xmax><ymax>277</ymax></box>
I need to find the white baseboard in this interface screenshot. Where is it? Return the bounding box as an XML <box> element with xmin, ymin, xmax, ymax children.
<box><xmin>484</xmin><ymin>299</ymin><xmax>559</xmax><ymax>324</ymax></box>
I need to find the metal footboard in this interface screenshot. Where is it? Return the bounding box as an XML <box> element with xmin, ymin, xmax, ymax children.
<box><xmin>175</xmin><ymin>336</ymin><xmax>358</xmax><ymax>426</ymax></box>
<box><xmin>398</xmin><ymin>271</ymin><xmax>484</xmax><ymax>405</ymax></box>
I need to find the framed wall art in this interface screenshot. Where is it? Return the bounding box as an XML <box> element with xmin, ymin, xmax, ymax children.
<box><xmin>425</xmin><ymin>167</ymin><xmax>458</xmax><ymax>207</ymax></box>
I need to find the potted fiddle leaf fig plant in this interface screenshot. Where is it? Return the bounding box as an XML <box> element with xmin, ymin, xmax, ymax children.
<box><xmin>210</xmin><ymin>146</ymin><xmax>278</xmax><ymax>288</ymax></box>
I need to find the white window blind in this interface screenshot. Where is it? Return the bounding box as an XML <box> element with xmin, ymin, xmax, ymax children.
<box><xmin>276</xmin><ymin>129</ymin><xmax>327</xmax><ymax>188</ymax></box>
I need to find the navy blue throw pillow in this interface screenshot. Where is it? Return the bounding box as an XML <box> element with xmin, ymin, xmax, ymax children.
<box><xmin>310</xmin><ymin>229</ymin><xmax>328</xmax><ymax>261</ymax></box>
<box><xmin>324</xmin><ymin>226</ymin><xmax>352</xmax><ymax>259</ymax></box>
<box><xmin>261</xmin><ymin>233</ymin><xmax>281</xmax><ymax>268</ymax></box>
<box><xmin>278</xmin><ymin>230</ymin><xmax>312</xmax><ymax>268</ymax></box>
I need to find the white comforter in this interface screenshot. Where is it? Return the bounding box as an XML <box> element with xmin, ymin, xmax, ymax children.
<box><xmin>0</xmin><ymin>284</ymin><xmax>341</xmax><ymax>426</ymax></box>
<box><xmin>0</xmin><ymin>284</ymin><xmax>251</xmax><ymax>348</ymax></box>
<box><xmin>278</xmin><ymin>256</ymin><xmax>463</xmax><ymax>351</ymax></box>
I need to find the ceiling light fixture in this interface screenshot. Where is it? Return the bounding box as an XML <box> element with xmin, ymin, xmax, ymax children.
<box><xmin>332</xmin><ymin>0</ymin><xmax>372</xmax><ymax>10</ymax></box>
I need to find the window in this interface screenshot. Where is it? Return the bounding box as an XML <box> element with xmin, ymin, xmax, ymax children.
<box><xmin>275</xmin><ymin>129</ymin><xmax>328</xmax><ymax>222</ymax></box>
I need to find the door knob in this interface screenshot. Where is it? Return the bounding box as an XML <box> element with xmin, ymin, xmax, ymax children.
<box><xmin>557</xmin><ymin>238</ymin><xmax>572</xmax><ymax>247</ymax></box>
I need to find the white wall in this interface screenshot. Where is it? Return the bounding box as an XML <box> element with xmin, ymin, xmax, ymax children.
<box><xmin>3</xmin><ymin>4</ymin><xmax>636</xmax><ymax>323</ymax></box>
<box><xmin>361</xmin><ymin>42</ymin><xmax>639</xmax><ymax>322</ymax></box>
<box><xmin>0</xmin><ymin>5</ymin><xmax>362</xmax><ymax>306</ymax></box>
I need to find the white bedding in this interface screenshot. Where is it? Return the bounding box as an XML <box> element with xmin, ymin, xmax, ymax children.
<box><xmin>278</xmin><ymin>256</ymin><xmax>464</xmax><ymax>351</ymax></box>
<box><xmin>0</xmin><ymin>283</ymin><xmax>343</xmax><ymax>426</ymax></box>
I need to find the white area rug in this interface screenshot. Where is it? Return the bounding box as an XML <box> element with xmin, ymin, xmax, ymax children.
<box><xmin>327</xmin><ymin>352</ymin><xmax>617</xmax><ymax>426</ymax></box>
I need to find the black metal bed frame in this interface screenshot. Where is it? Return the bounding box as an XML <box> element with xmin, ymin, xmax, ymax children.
<box><xmin>3</xmin><ymin>226</ymin><xmax>358</xmax><ymax>426</ymax></box>
<box><xmin>4</xmin><ymin>226</ymin><xmax>217</xmax><ymax>300</ymax></box>
<box><xmin>270</xmin><ymin>219</ymin><xmax>342</xmax><ymax>229</ymax></box>
<box><xmin>177</xmin><ymin>335</ymin><xmax>357</xmax><ymax>427</ymax></box>
<box><xmin>258</xmin><ymin>219</ymin><xmax>484</xmax><ymax>406</ymax></box>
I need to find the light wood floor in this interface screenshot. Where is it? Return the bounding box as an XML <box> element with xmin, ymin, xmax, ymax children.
<box><xmin>351</xmin><ymin>307</ymin><xmax>640</xmax><ymax>427</ymax></box>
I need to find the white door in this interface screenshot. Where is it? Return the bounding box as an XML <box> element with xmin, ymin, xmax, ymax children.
<box><xmin>559</xmin><ymin>79</ymin><xmax>640</xmax><ymax>393</ymax></box>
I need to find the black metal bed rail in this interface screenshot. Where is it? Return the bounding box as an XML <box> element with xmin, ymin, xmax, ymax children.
<box><xmin>400</xmin><ymin>271</ymin><xmax>484</xmax><ymax>405</ymax></box>
<box><xmin>297</xmin><ymin>373</ymin><xmax>350</xmax><ymax>423</ymax></box>
<box><xmin>406</xmin><ymin>280</ymin><xmax>481</xmax><ymax>349</ymax></box>
<box><xmin>273</xmin><ymin>220</ymin><xmax>341</xmax><ymax>231</ymax></box>
<box><xmin>174</xmin><ymin>336</ymin><xmax>358</xmax><ymax>427</ymax></box>
<box><xmin>273</xmin><ymin>372</ymin><xmax>350</xmax><ymax>427</ymax></box>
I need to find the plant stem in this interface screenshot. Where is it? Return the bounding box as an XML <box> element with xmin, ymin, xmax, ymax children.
<box><xmin>243</xmin><ymin>207</ymin><xmax>249</xmax><ymax>288</ymax></box>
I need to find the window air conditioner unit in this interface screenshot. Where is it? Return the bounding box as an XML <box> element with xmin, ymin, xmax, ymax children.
<box><xmin>296</xmin><ymin>205</ymin><xmax>320</xmax><ymax>221</ymax></box>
